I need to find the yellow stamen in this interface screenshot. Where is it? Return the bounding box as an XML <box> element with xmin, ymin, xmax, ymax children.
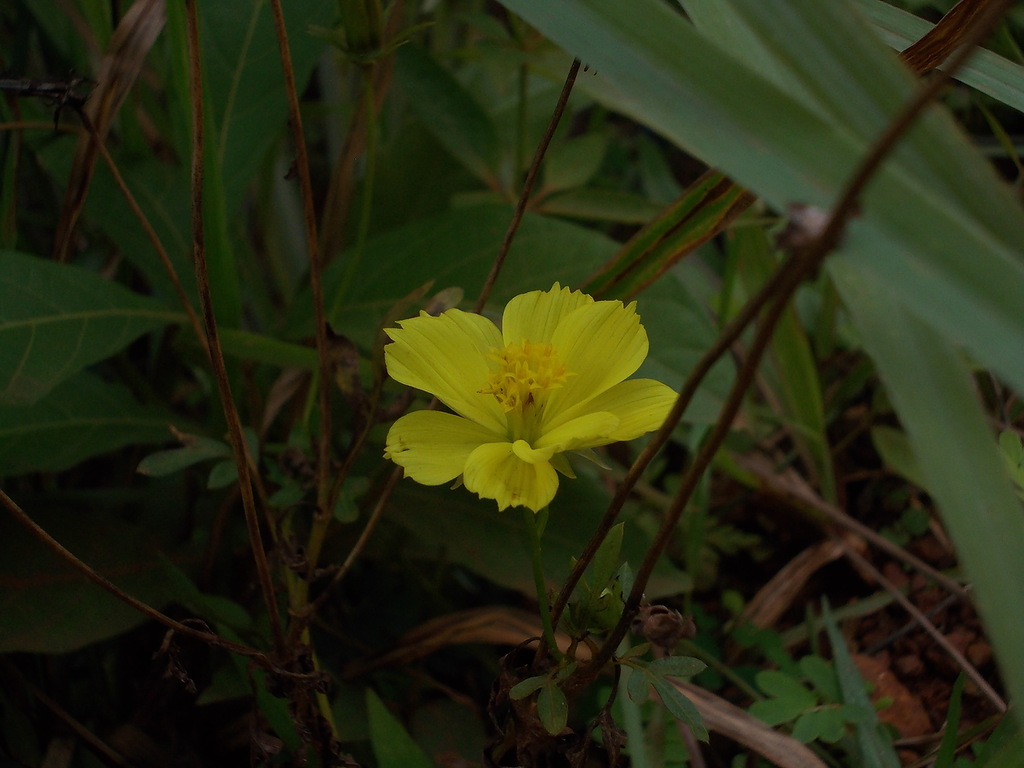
<box><xmin>479</xmin><ymin>341</ymin><xmax>571</xmax><ymax>414</ymax></box>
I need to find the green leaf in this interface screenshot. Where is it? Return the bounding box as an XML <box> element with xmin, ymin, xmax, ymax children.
<box><xmin>0</xmin><ymin>373</ymin><xmax>180</xmax><ymax>477</ymax></box>
<box><xmin>871</xmin><ymin>426</ymin><xmax>928</xmax><ymax>491</ymax></box>
<box><xmin>792</xmin><ymin>707</ymin><xmax>846</xmax><ymax>744</ymax></box>
<box><xmin>650</xmin><ymin>676</ymin><xmax>708</xmax><ymax>742</ymax></box>
<box><xmin>543</xmin><ymin>133</ymin><xmax>609</xmax><ymax>192</ymax></box>
<box><xmin>293</xmin><ymin>205</ymin><xmax>618</xmax><ymax>347</ymax></box>
<box><xmin>509</xmin><ymin>674</ymin><xmax>549</xmax><ymax>700</ymax></box>
<box><xmin>854</xmin><ymin>0</ymin><xmax>1024</xmax><ymax>113</ymax></box>
<box><xmin>498</xmin><ymin>0</ymin><xmax>1024</xmax><ymax>410</ymax></box>
<box><xmin>366</xmin><ymin>688</ymin><xmax>434</xmax><ymax>768</ymax></box>
<box><xmin>584</xmin><ymin>171</ymin><xmax>752</xmax><ymax>298</ymax></box>
<box><xmin>0</xmin><ymin>251</ymin><xmax>176</xmax><ymax>405</ymax></box>
<box><xmin>537</xmin><ymin>683</ymin><xmax>569</xmax><ymax>735</ymax></box>
<box><xmin>648</xmin><ymin>655</ymin><xmax>707</xmax><ymax>680</ymax></box>
<box><xmin>935</xmin><ymin>675</ymin><xmax>966</xmax><ymax>768</ymax></box>
<box><xmin>626</xmin><ymin>662</ymin><xmax>651</xmax><ymax>706</ymax></box>
<box><xmin>799</xmin><ymin>655</ymin><xmax>841</xmax><ymax>702</ymax></box>
<box><xmin>538</xmin><ymin>188</ymin><xmax>664</xmax><ymax>224</ymax></box>
<box><xmin>157</xmin><ymin>555</ymin><xmax>252</xmax><ymax>631</ymax></box>
<box><xmin>822</xmin><ymin>602</ymin><xmax>901</xmax><ymax>768</ymax></box>
<box><xmin>137</xmin><ymin>437</ymin><xmax>231</xmax><ymax>477</ymax></box>
<box><xmin>833</xmin><ymin>264</ymin><xmax>1024</xmax><ymax>729</ymax></box>
<box><xmin>749</xmin><ymin>697</ymin><xmax>811</xmax><ymax>728</ymax></box>
<box><xmin>755</xmin><ymin>670</ymin><xmax>817</xmax><ymax>710</ymax></box>
<box><xmin>206</xmin><ymin>459</ymin><xmax>239</xmax><ymax>489</ymax></box>
<box><xmin>0</xmin><ymin>507</ymin><xmax>174</xmax><ymax>653</ymax></box>
<box><xmin>388</xmin><ymin>475</ymin><xmax>691</xmax><ymax>599</ymax></box>
<box><xmin>731</xmin><ymin>225</ymin><xmax>835</xmax><ymax>501</ymax></box>
<box><xmin>394</xmin><ymin>45</ymin><xmax>501</xmax><ymax>184</ymax></box>
<box><xmin>587</xmin><ymin>521</ymin><xmax>624</xmax><ymax>600</ymax></box>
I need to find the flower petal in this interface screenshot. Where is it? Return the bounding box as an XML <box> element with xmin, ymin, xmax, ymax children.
<box><xmin>385</xmin><ymin>308</ymin><xmax>506</xmax><ymax>432</ymax></box>
<box><xmin>546</xmin><ymin>379</ymin><xmax>676</xmax><ymax>445</ymax></box>
<box><xmin>501</xmin><ymin>283</ymin><xmax>593</xmax><ymax>345</ymax></box>
<box><xmin>385</xmin><ymin>410</ymin><xmax>501</xmax><ymax>485</ymax></box>
<box><xmin>545</xmin><ymin>299</ymin><xmax>650</xmax><ymax>418</ymax></box>
<box><xmin>463</xmin><ymin>442</ymin><xmax>559</xmax><ymax>511</ymax></box>
<box><xmin>535</xmin><ymin>411</ymin><xmax>621</xmax><ymax>453</ymax></box>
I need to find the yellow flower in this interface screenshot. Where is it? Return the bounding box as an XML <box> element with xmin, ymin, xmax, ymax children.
<box><xmin>383</xmin><ymin>283</ymin><xmax>676</xmax><ymax>511</ymax></box>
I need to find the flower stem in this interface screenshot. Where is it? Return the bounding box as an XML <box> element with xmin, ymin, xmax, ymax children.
<box><xmin>524</xmin><ymin>506</ymin><xmax>560</xmax><ymax>658</ymax></box>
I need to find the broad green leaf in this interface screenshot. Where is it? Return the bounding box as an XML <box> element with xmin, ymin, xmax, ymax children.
<box><xmin>543</xmin><ymin>133</ymin><xmax>609</xmax><ymax>192</ymax></box>
<box><xmin>0</xmin><ymin>506</ymin><xmax>174</xmax><ymax>653</ymax></box>
<box><xmin>0</xmin><ymin>373</ymin><xmax>180</xmax><ymax>477</ymax></box>
<box><xmin>634</xmin><ymin>270</ymin><xmax>735</xmax><ymax>426</ymax></box>
<box><xmin>854</xmin><ymin>0</ymin><xmax>1024</xmax><ymax>113</ymax></box>
<box><xmin>537</xmin><ymin>188</ymin><xmax>663</xmax><ymax>224</ymax></box>
<box><xmin>0</xmin><ymin>251</ymin><xmax>176</xmax><ymax>405</ymax></box>
<box><xmin>497</xmin><ymin>0</ymin><xmax>1024</xmax><ymax>405</ymax></box>
<box><xmin>366</xmin><ymin>688</ymin><xmax>434</xmax><ymax>768</ymax></box>
<box><xmin>832</xmin><ymin>263</ymin><xmax>1024</xmax><ymax>728</ymax></box>
<box><xmin>394</xmin><ymin>45</ymin><xmax>501</xmax><ymax>185</ymax></box>
<box><xmin>291</xmin><ymin>204</ymin><xmax>619</xmax><ymax>346</ymax></box>
<box><xmin>871</xmin><ymin>425</ymin><xmax>928</xmax><ymax>491</ymax></box>
<box><xmin>388</xmin><ymin>473</ymin><xmax>691</xmax><ymax>599</ymax></box>
<box><xmin>537</xmin><ymin>683</ymin><xmax>569</xmax><ymax>735</ymax></box>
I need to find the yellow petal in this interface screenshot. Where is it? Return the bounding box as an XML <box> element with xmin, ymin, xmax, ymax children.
<box><xmin>546</xmin><ymin>379</ymin><xmax>676</xmax><ymax>446</ymax></box>
<box><xmin>535</xmin><ymin>411</ymin><xmax>621</xmax><ymax>453</ymax></box>
<box><xmin>463</xmin><ymin>442</ymin><xmax>559</xmax><ymax>511</ymax></box>
<box><xmin>385</xmin><ymin>309</ymin><xmax>506</xmax><ymax>433</ymax></box>
<box><xmin>385</xmin><ymin>410</ymin><xmax>501</xmax><ymax>485</ymax></box>
<box><xmin>501</xmin><ymin>283</ymin><xmax>593</xmax><ymax>345</ymax></box>
<box><xmin>545</xmin><ymin>299</ymin><xmax>649</xmax><ymax>417</ymax></box>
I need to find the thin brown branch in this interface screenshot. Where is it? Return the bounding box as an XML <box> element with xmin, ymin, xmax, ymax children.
<box><xmin>0</xmin><ymin>489</ymin><xmax>268</xmax><ymax>661</ymax></box>
<box><xmin>268</xmin><ymin>0</ymin><xmax>333</xmax><ymax>526</ymax></box>
<box><xmin>2</xmin><ymin>658</ymin><xmax>129</xmax><ymax>766</ymax></box>
<box><xmin>839</xmin><ymin>541</ymin><xmax>1006</xmax><ymax>713</ymax></box>
<box><xmin>78</xmin><ymin>111</ymin><xmax>208</xmax><ymax>357</ymax></box>
<box><xmin>472</xmin><ymin>58</ymin><xmax>581</xmax><ymax>313</ymax></box>
<box><xmin>550</xmin><ymin>247</ymin><xmax>803</xmax><ymax>625</ymax></box>
<box><xmin>184</xmin><ymin>0</ymin><xmax>285</xmax><ymax>657</ymax></box>
<box><xmin>577</xmin><ymin>0</ymin><xmax>1013</xmax><ymax>679</ymax></box>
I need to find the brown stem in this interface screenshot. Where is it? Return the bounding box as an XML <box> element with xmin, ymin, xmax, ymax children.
<box><xmin>550</xmin><ymin>249</ymin><xmax>801</xmax><ymax>625</ymax></box>
<box><xmin>80</xmin><ymin>111</ymin><xmax>208</xmax><ymax>357</ymax></box>
<box><xmin>577</xmin><ymin>0</ymin><xmax>1013</xmax><ymax>679</ymax></box>
<box><xmin>0</xmin><ymin>489</ymin><xmax>268</xmax><ymax>661</ymax></box>
<box><xmin>184</xmin><ymin>0</ymin><xmax>285</xmax><ymax>657</ymax></box>
<box><xmin>268</xmin><ymin>0</ymin><xmax>333</xmax><ymax>523</ymax></box>
<box><xmin>472</xmin><ymin>58</ymin><xmax>581</xmax><ymax>313</ymax></box>
<box><xmin>840</xmin><ymin>541</ymin><xmax>1006</xmax><ymax>712</ymax></box>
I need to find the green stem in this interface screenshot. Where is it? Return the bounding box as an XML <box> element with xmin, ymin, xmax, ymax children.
<box><xmin>524</xmin><ymin>506</ymin><xmax>560</xmax><ymax>658</ymax></box>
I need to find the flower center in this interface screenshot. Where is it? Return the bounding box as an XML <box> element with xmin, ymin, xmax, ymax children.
<box><xmin>479</xmin><ymin>341</ymin><xmax>571</xmax><ymax>415</ymax></box>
